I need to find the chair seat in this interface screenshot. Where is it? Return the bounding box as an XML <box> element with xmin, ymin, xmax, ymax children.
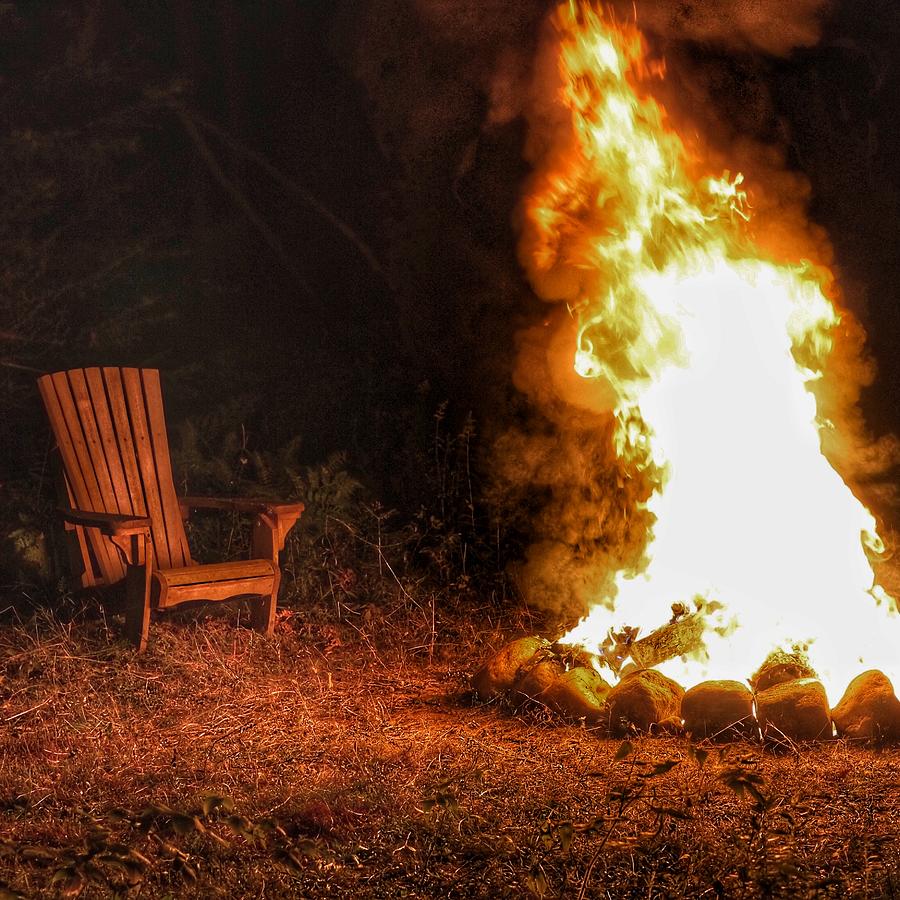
<box><xmin>153</xmin><ymin>559</ymin><xmax>277</xmax><ymax>608</ymax></box>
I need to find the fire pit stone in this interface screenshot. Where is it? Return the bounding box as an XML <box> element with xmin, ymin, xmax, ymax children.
<box><xmin>655</xmin><ymin>715</ymin><xmax>686</xmax><ymax>736</ymax></box>
<box><xmin>543</xmin><ymin>665</ymin><xmax>612</xmax><ymax>723</ymax></box>
<box><xmin>471</xmin><ymin>636</ymin><xmax>551</xmax><ymax>700</ymax></box>
<box><xmin>831</xmin><ymin>670</ymin><xmax>900</xmax><ymax>741</ymax></box>
<box><xmin>750</xmin><ymin>650</ymin><xmax>818</xmax><ymax>693</ymax></box>
<box><xmin>512</xmin><ymin>654</ymin><xmax>567</xmax><ymax>705</ymax></box>
<box><xmin>605</xmin><ymin>669</ymin><xmax>684</xmax><ymax>736</ymax></box>
<box><xmin>681</xmin><ymin>680</ymin><xmax>756</xmax><ymax>741</ymax></box>
<box><xmin>756</xmin><ymin>677</ymin><xmax>831</xmax><ymax>742</ymax></box>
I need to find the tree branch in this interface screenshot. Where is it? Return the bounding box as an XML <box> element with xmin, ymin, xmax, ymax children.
<box><xmin>184</xmin><ymin>107</ymin><xmax>393</xmax><ymax>290</ymax></box>
<box><xmin>173</xmin><ymin>105</ymin><xmax>315</xmax><ymax>298</ymax></box>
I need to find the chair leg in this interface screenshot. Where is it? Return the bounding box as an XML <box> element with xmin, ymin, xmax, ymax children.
<box><xmin>123</xmin><ymin>562</ymin><xmax>152</xmax><ymax>651</ymax></box>
<box><xmin>250</xmin><ymin>572</ymin><xmax>280</xmax><ymax>635</ymax></box>
<box><xmin>250</xmin><ymin>515</ymin><xmax>282</xmax><ymax>636</ymax></box>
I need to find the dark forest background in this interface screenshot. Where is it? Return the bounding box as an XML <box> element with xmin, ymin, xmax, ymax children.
<box><xmin>2</xmin><ymin>0</ymin><xmax>899</xmax><ymax>594</ymax></box>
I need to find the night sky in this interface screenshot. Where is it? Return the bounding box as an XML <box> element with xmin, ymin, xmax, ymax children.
<box><xmin>3</xmin><ymin>0</ymin><xmax>900</xmax><ymax>512</ymax></box>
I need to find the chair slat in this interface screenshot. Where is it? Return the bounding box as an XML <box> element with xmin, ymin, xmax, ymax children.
<box><xmin>67</xmin><ymin>369</ymin><xmax>118</xmax><ymax>512</ymax></box>
<box><xmin>160</xmin><ymin>559</ymin><xmax>274</xmax><ymax>586</ymax></box>
<box><xmin>159</xmin><ymin>576</ymin><xmax>276</xmax><ymax>607</ymax></box>
<box><xmin>141</xmin><ymin>369</ymin><xmax>192</xmax><ymax>568</ymax></box>
<box><xmin>85</xmin><ymin>367</ymin><xmax>134</xmax><ymax>515</ymax></box>
<box><xmin>66</xmin><ymin>369</ymin><xmax>129</xmax><ymax>584</ymax></box>
<box><xmin>38</xmin><ymin>376</ymin><xmax>92</xmax><ymax>514</ymax></box>
<box><xmin>59</xmin><ymin>449</ymin><xmax>98</xmax><ymax>588</ymax></box>
<box><xmin>44</xmin><ymin>372</ymin><xmax>122</xmax><ymax>583</ymax></box>
<box><xmin>102</xmin><ymin>368</ymin><xmax>147</xmax><ymax>517</ymax></box>
<box><xmin>42</xmin><ymin>380</ymin><xmax>100</xmax><ymax>586</ymax></box>
<box><xmin>121</xmin><ymin>368</ymin><xmax>172</xmax><ymax>569</ymax></box>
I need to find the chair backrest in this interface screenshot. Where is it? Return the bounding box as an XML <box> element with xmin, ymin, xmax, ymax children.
<box><xmin>37</xmin><ymin>367</ymin><xmax>193</xmax><ymax>586</ymax></box>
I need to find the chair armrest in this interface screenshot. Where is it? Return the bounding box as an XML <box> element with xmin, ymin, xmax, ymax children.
<box><xmin>58</xmin><ymin>507</ymin><xmax>150</xmax><ymax>568</ymax></box>
<box><xmin>58</xmin><ymin>507</ymin><xmax>151</xmax><ymax>537</ymax></box>
<box><xmin>179</xmin><ymin>496</ymin><xmax>303</xmax><ymax>556</ymax></box>
<box><xmin>179</xmin><ymin>496</ymin><xmax>305</xmax><ymax>518</ymax></box>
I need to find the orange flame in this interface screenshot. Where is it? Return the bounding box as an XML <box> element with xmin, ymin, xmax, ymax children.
<box><xmin>521</xmin><ymin>2</ymin><xmax>896</xmax><ymax>701</ymax></box>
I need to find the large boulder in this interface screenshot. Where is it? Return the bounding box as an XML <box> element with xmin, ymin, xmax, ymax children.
<box><xmin>605</xmin><ymin>670</ymin><xmax>684</xmax><ymax>736</ymax></box>
<box><xmin>471</xmin><ymin>637</ymin><xmax>550</xmax><ymax>700</ymax></box>
<box><xmin>543</xmin><ymin>666</ymin><xmax>612</xmax><ymax>722</ymax></box>
<box><xmin>681</xmin><ymin>680</ymin><xmax>755</xmax><ymax>741</ymax></box>
<box><xmin>756</xmin><ymin>677</ymin><xmax>831</xmax><ymax>741</ymax></box>
<box><xmin>831</xmin><ymin>670</ymin><xmax>900</xmax><ymax>741</ymax></box>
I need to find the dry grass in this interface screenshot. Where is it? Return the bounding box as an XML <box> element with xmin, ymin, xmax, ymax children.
<box><xmin>1</xmin><ymin>600</ymin><xmax>900</xmax><ymax>898</ymax></box>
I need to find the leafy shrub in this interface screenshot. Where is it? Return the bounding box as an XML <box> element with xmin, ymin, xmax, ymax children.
<box><xmin>170</xmin><ymin>396</ymin><xmax>517</xmax><ymax>614</ymax></box>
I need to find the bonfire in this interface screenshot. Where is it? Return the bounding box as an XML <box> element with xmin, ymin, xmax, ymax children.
<box><xmin>474</xmin><ymin>3</ymin><xmax>900</xmax><ymax>742</ymax></box>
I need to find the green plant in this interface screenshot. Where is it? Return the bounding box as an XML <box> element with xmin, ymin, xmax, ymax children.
<box><xmin>401</xmin><ymin>402</ymin><xmax>518</xmax><ymax>593</ymax></box>
<box><xmin>169</xmin><ymin>395</ymin><xmax>517</xmax><ymax>619</ymax></box>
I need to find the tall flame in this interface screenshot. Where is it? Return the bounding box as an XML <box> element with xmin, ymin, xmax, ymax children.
<box><xmin>521</xmin><ymin>2</ymin><xmax>896</xmax><ymax>702</ymax></box>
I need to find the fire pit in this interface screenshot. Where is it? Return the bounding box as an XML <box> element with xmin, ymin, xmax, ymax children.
<box><xmin>472</xmin><ymin>635</ymin><xmax>900</xmax><ymax>744</ymax></box>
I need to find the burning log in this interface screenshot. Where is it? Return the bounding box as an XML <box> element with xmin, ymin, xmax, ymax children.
<box><xmin>624</xmin><ymin>610</ymin><xmax>706</xmax><ymax>671</ymax></box>
<box><xmin>831</xmin><ymin>671</ymin><xmax>900</xmax><ymax>741</ymax></box>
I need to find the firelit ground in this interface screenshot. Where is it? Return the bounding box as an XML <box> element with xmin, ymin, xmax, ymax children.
<box><xmin>1</xmin><ymin>604</ymin><xmax>900</xmax><ymax>898</ymax></box>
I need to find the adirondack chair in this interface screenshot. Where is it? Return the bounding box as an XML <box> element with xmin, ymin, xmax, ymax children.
<box><xmin>37</xmin><ymin>367</ymin><xmax>304</xmax><ymax>650</ymax></box>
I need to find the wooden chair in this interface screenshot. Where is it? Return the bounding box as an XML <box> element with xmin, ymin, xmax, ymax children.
<box><xmin>37</xmin><ymin>367</ymin><xmax>304</xmax><ymax>650</ymax></box>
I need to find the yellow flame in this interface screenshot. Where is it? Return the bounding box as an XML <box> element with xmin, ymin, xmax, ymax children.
<box><xmin>525</xmin><ymin>3</ymin><xmax>896</xmax><ymax>701</ymax></box>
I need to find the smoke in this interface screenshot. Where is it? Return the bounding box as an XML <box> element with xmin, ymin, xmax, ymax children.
<box><xmin>630</xmin><ymin>0</ymin><xmax>830</xmax><ymax>57</ymax></box>
<box><xmin>413</xmin><ymin>0</ymin><xmax>832</xmax><ymax>69</ymax></box>
<box><xmin>486</xmin><ymin>308</ymin><xmax>660</xmax><ymax>620</ymax></box>
<box><xmin>412</xmin><ymin>0</ymin><xmax>548</xmax><ymax>49</ymax></box>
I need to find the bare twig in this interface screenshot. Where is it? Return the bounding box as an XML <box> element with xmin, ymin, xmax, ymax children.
<box><xmin>184</xmin><ymin>108</ymin><xmax>392</xmax><ymax>289</ymax></box>
<box><xmin>173</xmin><ymin>106</ymin><xmax>315</xmax><ymax>298</ymax></box>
